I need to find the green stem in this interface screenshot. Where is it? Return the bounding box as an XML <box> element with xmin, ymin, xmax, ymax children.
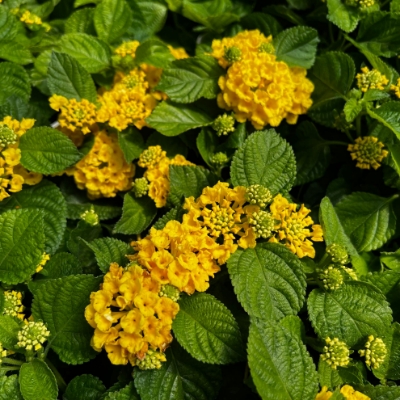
<box><xmin>0</xmin><ymin>366</ymin><xmax>20</xmax><ymax>372</ymax></box>
<box><xmin>344</xmin><ymin>128</ymin><xmax>354</xmax><ymax>142</ymax></box>
<box><xmin>45</xmin><ymin>358</ymin><xmax>67</xmax><ymax>392</ymax></box>
<box><xmin>325</xmin><ymin>141</ymin><xmax>350</xmax><ymax>146</ymax></box>
<box><xmin>2</xmin><ymin>357</ymin><xmax>24</xmax><ymax>366</ymax></box>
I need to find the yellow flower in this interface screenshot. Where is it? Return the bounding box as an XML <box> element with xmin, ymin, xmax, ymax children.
<box><xmin>321</xmin><ymin>337</ymin><xmax>351</xmax><ymax>369</ymax></box>
<box><xmin>69</xmin><ymin>130</ymin><xmax>135</xmax><ymax>199</ymax></box>
<box><xmin>390</xmin><ymin>78</ymin><xmax>400</xmax><ymax>98</ymax></box>
<box><xmin>315</xmin><ymin>386</ymin><xmax>332</xmax><ymax>400</ymax></box>
<box><xmin>114</xmin><ymin>40</ymin><xmax>140</xmax><ymax>58</ymax></box>
<box><xmin>3</xmin><ymin>290</ymin><xmax>25</xmax><ymax>320</ymax></box>
<box><xmin>20</xmin><ymin>10</ymin><xmax>42</xmax><ymax>26</ymax></box>
<box><xmin>17</xmin><ymin>320</ymin><xmax>50</xmax><ymax>352</ymax></box>
<box><xmin>348</xmin><ymin>136</ymin><xmax>388</xmax><ymax>170</ymax></box>
<box><xmin>359</xmin><ymin>335</ymin><xmax>387</xmax><ymax>369</ymax></box>
<box><xmin>340</xmin><ymin>385</ymin><xmax>370</xmax><ymax>400</ymax></box>
<box><xmin>167</xmin><ymin>45</ymin><xmax>189</xmax><ymax>60</ymax></box>
<box><xmin>35</xmin><ymin>252</ymin><xmax>50</xmax><ymax>273</ymax></box>
<box><xmin>269</xmin><ymin>194</ymin><xmax>323</xmax><ymax>258</ymax></box>
<box><xmin>0</xmin><ymin>116</ymin><xmax>35</xmax><ymax>137</ymax></box>
<box><xmin>49</xmin><ymin>95</ymin><xmax>97</xmax><ymax>135</ymax></box>
<box><xmin>85</xmin><ymin>263</ymin><xmax>179</xmax><ymax>367</ymax></box>
<box><xmin>356</xmin><ymin>66</ymin><xmax>388</xmax><ymax>92</ymax></box>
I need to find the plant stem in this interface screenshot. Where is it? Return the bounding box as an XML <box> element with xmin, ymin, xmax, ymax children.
<box><xmin>0</xmin><ymin>366</ymin><xmax>20</xmax><ymax>372</ymax></box>
<box><xmin>2</xmin><ymin>357</ymin><xmax>24</xmax><ymax>366</ymax></box>
<box><xmin>45</xmin><ymin>358</ymin><xmax>67</xmax><ymax>392</ymax></box>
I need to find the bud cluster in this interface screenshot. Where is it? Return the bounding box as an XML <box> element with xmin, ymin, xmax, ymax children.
<box><xmin>80</xmin><ymin>206</ymin><xmax>99</xmax><ymax>226</ymax></box>
<box><xmin>319</xmin><ymin>265</ymin><xmax>344</xmax><ymax>291</ymax></box>
<box><xmin>321</xmin><ymin>337</ymin><xmax>351</xmax><ymax>369</ymax></box>
<box><xmin>159</xmin><ymin>284</ymin><xmax>180</xmax><ymax>302</ymax></box>
<box><xmin>245</xmin><ymin>184</ymin><xmax>273</xmax><ymax>209</ymax></box>
<box><xmin>132</xmin><ymin>177</ymin><xmax>149</xmax><ymax>198</ymax></box>
<box><xmin>3</xmin><ymin>290</ymin><xmax>24</xmax><ymax>320</ymax></box>
<box><xmin>212</xmin><ymin>114</ymin><xmax>235</xmax><ymax>136</ymax></box>
<box><xmin>359</xmin><ymin>335</ymin><xmax>387</xmax><ymax>369</ymax></box>
<box><xmin>135</xmin><ymin>349</ymin><xmax>166</xmax><ymax>370</ymax></box>
<box><xmin>0</xmin><ymin>125</ymin><xmax>17</xmax><ymax>147</ymax></box>
<box><xmin>249</xmin><ymin>210</ymin><xmax>275</xmax><ymax>239</ymax></box>
<box><xmin>17</xmin><ymin>321</ymin><xmax>50</xmax><ymax>352</ymax></box>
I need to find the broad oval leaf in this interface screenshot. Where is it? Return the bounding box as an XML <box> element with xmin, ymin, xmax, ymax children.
<box><xmin>368</xmin><ymin>102</ymin><xmax>400</xmax><ymax>140</ymax></box>
<box><xmin>32</xmin><ymin>275</ymin><xmax>102</xmax><ymax>364</ymax></box>
<box><xmin>65</xmin><ymin>8</ymin><xmax>96</xmax><ymax>35</ymax></box>
<box><xmin>248</xmin><ymin>318</ymin><xmax>318</xmax><ymax>400</ymax></box>
<box><xmin>173</xmin><ymin>293</ymin><xmax>245</xmax><ymax>364</ymax></box>
<box><xmin>0</xmin><ymin>375</ymin><xmax>23</xmax><ymax>400</ymax></box>
<box><xmin>20</xmin><ymin>127</ymin><xmax>81</xmax><ymax>174</ymax></box>
<box><xmin>308</xmin><ymin>282</ymin><xmax>392</xmax><ymax>347</ymax></box>
<box><xmin>326</xmin><ymin>0</ymin><xmax>360</xmax><ymax>33</ymax></box>
<box><xmin>230</xmin><ymin>129</ymin><xmax>296</xmax><ymax>195</ymax></box>
<box><xmin>64</xmin><ymin>374</ymin><xmax>106</xmax><ymax>400</ymax></box>
<box><xmin>0</xmin><ymin>41</ymin><xmax>33</xmax><ymax>65</ymax></box>
<box><xmin>0</xmin><ymin>6</ymin><xmax>18</xmax><ymax>41</ymax></box>
<box><xmin>241</xmin><ymin>12</ymin><xmax>282</xmax><ymax>37</ymax></box>
<box><xmin>0</xmin><ymin>62</ymin><xmax>31</xmax><ymax>105</ymax></box>
<box><xmin>227</xmin><ymin>243</ymin><xmax>306</xmax><ymax>320</ymax></box>
<box><xmin>0</xmin><ymin>315</ymin><xmax>22</xmax><ymax>350</ymax></box>
<box><xmin>135</xmin><ymin>39</ymin><xmax>175</xmax><ymax>68</ymax></box>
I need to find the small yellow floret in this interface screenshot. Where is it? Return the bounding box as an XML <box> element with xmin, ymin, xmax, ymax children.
<box><xmin>36</xmin><ymin>252</ymin><xmax>50</xmax><ymax>273</ymax></box>
<box><xmin>359</xmin><ymin>335</ymin><xmax>387</xmax><ymax>369</ymax></box>
<box><xmin>20</xmin><ymin>10</ymin><xmax>42</xmax><ymax>26</ymax></box>
<box><xmin>391</xmin><ymin>78</ymin><xmax>400</xmax><ymax>98</ymax></box>
<box><xmin>356</xmin><ymin>67</ymin><xmax>388</xmax><ymax>92</ymax></box>
<box><xmin>3</xmin><ymin>290</ymin><xmax>25</xmax><ymax>320</ymax></box>
<box><xmin>348</xmin><ymin>136</ymin><xmax>388</xmax><ymax>170</ymax></box>
<box><xmin>315</xmin><ymin>385</ymin><xmax>370</xmax><ymax>400</ymax></box>
<box><xmin>114</xmin><ymin>41</ymin><xmax>140</xmax><ymax>58</ymax></box>
<box><xmin>321</xmin><ymin>337</ymin><xmax>351</xmax><ymax>369</ymax></box>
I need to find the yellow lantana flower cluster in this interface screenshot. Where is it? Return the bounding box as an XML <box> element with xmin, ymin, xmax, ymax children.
<box><xmin>348</xmin><ymin>136</ymin><xmax>388</xmax><ymax>170</ymax></box>
<box><xmin>35</xmin><ymin>252</ymin><xmax>50</xmax><ymax>273</ymax></box>
<box><xmin>67</xmin><ymin>130</ymin><xmax>135</xmax><ymax>199</ymax></box>
<box><xmin>356</xmin><ymin>66</ymin><xmax>389</xmax><ymax>92</ymax></box>
<box><xmin>85</xmin><ymin>263</ymin><xmax>179</xmax><ymax>367</ymax></box>
<box><xmin>49</xmin><ymin>95</ymin><xmax>98</xmax><ymax>135</ymax></box>
<box><xmin>316</xmin><ymin>385</ymin><xmax>370</xmax><ymax>400</ymax></box>
<box><xmin>138</xmin><ymin>145</ymin><xmax>194</xmax><ymax>208</ymax></box>
<box><xmin>211</xmin><ymin>30</ymin><xmax>314</xmax><ymax>129</ymax></box>
<box><xmin>3</xmin><ymin>290</ymin><xmax>25</xmax><ymax>320</ymax></box>
<box><xmin>0</xmin><ymin>117</ymin><xmax>42</xmax><ymax>201</ymax></box>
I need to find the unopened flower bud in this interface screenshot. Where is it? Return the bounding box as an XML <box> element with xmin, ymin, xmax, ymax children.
<box><xmin>135</xmin><ymin>349</ymin><xmax>166</xmax><ymax>370</ymax></box>
<box><xmin>3</xmin><ymin>290</ymin><xmax>24</xmax><ymax>320</ymax></box>
<box><xmin>159</xmin><ymin>284</ymin><xmax>180</xmax><ymax>302</ymax></box>
<box><xmin>359</xmin><ymin>335</ymin><xmax>387</xmax><ymax>369</ymax></box>
<box><xmin>249</xmin><ymin>210</ymin><xmax>274</xmax><ymax>239</ymax></box>
<box><xmin>80</xmin><ymin>206</ymin><xmax>99</xmax><ymax>226</ymax></box>
<box><xmin>319</xmin><ymin>265</ymin><xmax>344</xmax><ymax>291</ymax></box>
<box><xmin>17</xmin><ymin>321</ymin><xmax>50</xmax><ymax>352</ymax></box>
<box><xmin>326</xmin><ymin>243</ymin><xmax>349</xmax><ymax>265</ymax></box>
<box><xmin>321</xmin><ymin>337</ymin><xmax>351</xmax><ymax>369</ymax></box>
<box><xmin>245</xmin><ymin>184</ymin><xmax>273</xmax><ymax>209</ymax></box>
<box><xmin>0</xmin><ymin>125</ymin><xmax>17</xmax><ymax>147</ymax></box>
<box><xmin>210</xmin><ymin>152</ymin><xmax>229</xmax><ymax>167</ymax></box>
<box><xmin>132</xmin><ymin>177</ymin><xmax>149</xmax><ymax>198</ymax></box>
<box><xmin>212</xmin><ymin>114</ymin><xmax>235</xmax><ymax>136</ymax></box>
<box><xmin>224</xmin><ymin>46</ymin><xmax>241</xmax><ymax>63</ymax></box>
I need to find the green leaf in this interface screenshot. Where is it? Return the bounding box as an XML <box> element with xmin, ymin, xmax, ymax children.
<box><xmin>64</xmin><ymin>374</ymin><xmax>106</xmax><ymax>400</ymax></box>
<box><xmin>344</xmin><ymin>98</ymin><xmax>362</xmax><ymax>123</ymax></box>
<box><xmin>0</xmin><ymin>209</ymin><xmax>44</xmax><ymax>284</ymax></box>
<box><xmin>135</xmin><ymin>342</ymin><xmax>221</xmax><ymax>400</ymax></box>
<box><xmin>60</xmin><ymin>33</ymin><xmax>111</xmax><ymax>74</ymax></box>
<box><xmin>146</xmin><ymin>131</ymin><xmax>188</xmax><ymax>158</ymax></box>
<box><xmin>32</xmin><ymin>275</ymin><xmax>102</xmax><ymax>364</ymax></box>
<box><xmin>65</xmin><ymin>8</ymin><xmax>96</xmax><ymax>35</ymax></box>
<box><xmin>381</xmin><ymin>249</ymin><xmax>400</xmax><ymax>271</ymax></box>
<box><xmin>196</xmin><ymin>127</ymin><xmax>218</xmax><ymax>167</ymax></box>
<box><xmin>354</xmin><ymin>385</ymin><xmax>400</xmax><ymax>400</ymax></box>
<box><xmin>94</xmin><ymin>0</ymin><xmax>132</xmax><ymax>43</ymax></box>
<box><xmin>103</xmin><ymin>382</ymin><xmax>139</xmax><ymax>400</ymax></box>
<box><xmin>19</xmin><ymin>359</ymin><xmax>58</xmax><ymax>400</ymax></box>
<box><xmin>0</xmin><ymin>180</ymin><xmax>67</xmax><ymax>254</ymax></box>
<box><xmin>368</xmin><ymin>102</ymin><xmax>400</xmax><ymax>140</ymax></box>
<box><xmin>157</xmin><ymin>56</ymin><xmax>224</xmax><ymax>103</ymax></box>
<box><xmin>0</xmin><ymin>62</ymin><xmax>31</xmax><ymax>105</ymax></box>
<box><xmin>118</xmin><ymin>127</ymin><xmax>145</xmax><ymax>163</ymax></box>
<box><xmin>241</xmin><ymin>12</ymin><xmax>282</xmax><ymax>37</ymax></box>
<box><xmin>84</xmin><ymin>237</ymin><xmax>132</xmax><ymax>273</ymax></box>
<box><xmin>0</xmin><ymin>6</ymin><xmax>18</xmax><ymax>41</ymax></box>
<box><xmin>168</xmin><ymin>165</ymin><xmax>218</xmax><ymax>206</ymax></box>
<box><xmin>356</xmin><ymin>12</ymin><xmax>400</xmax><ymax>58</ymax></box>
<box><xmin>0</xmin><ymin>375</ymin><xmax>23</xmax><ymax>400</ymax></box>
<box><xmin>0</xmin><ymin>315</ymin><xmax>22</xmax><ymax>350</ymax></box>
<box><xmin>0</xmin><ymin>41</ymin><xmax>33</xmax><ymax>65</ymax></box>
<box><xmin>326</xmin><ymin>0</ymin><xmax>360</xmax><ymax>33</ymax></box>
<box><xmin>308</xmin><ymin>98</ymin><xmax>345</xmax><ymax>128</ymax></box>
<box><xmin>248</xmin><ymin>318</ymin><xmax>318</xmax><ymax>400</ymax></box>
<box><xmin>230</xmin><ymin>129</ymin><xmax>296</xmax><ymax>195</ymax></box>
<box><xmin>146</xmin><ymin>100</ymin><xmax>216</xmax><ymax>137</ymax></box>
<box><xmin>173</xmin><ymin>293</ymin><xmax>245</xmax><ymax>364</ymax></box>
<box><xmin>113</xmin><ymin>193</ymin><xmax>157</xmax><ymax>235</ymax></box>
<box><xmin>362</xmin><ymin>50</ymin><xmax>399</xmax><ymax>86</ymax></box>
<box><xmin>274</xmin><ymin>26</ymin><xmax>319</xmax><ymax>69</ymax></box>
<box><xmin>47</xmin><ymin>52</ymin><xmax>97</xmax><ymax>102</ymax></box>
<box><xmin>227</xmin><ymin>243</ymin><xmax>306</xmax><ymax>320</ymax></box>
<box><xmin>292</xmin><ymin>121</ymin><xmax>331</xmax><ymax>185</ymax></box>
<box><xmin>135</xmin><ymin>39</ymin><xmax>175</xmax><ymax>68</ymax></box>
<box><xmin>126</xmin><ymin>0</ymin><xmax>167</xmax><ymax>41</ymax></box>
<box><xmin>153</xmin><ymin>206</ymin><xmax>185</xmax><ymax>230</ymax></box>
<box><xmin>308</xmin><ymin>282</ymin><xmax>392</xmax><ymax>347</ymax></box>
<box><xmin>335</xmin><ymin>192</ymin><xmax>397</xmax><ymax>252</ymax></box>
<box><xmin>318</xmin><ymin>359</ymin><xmax>366</xmax><ymax>389</ymax></box>
<box><xmin>20</xmin><ymin>127</ymin><xmax>81</xmax><ymax>174</ymax></box>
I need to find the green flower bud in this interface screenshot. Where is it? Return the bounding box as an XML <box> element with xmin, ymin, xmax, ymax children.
<box><xmin>159</xmin><ymin>284</ymin><xmax>180</xmax><ymax>302</ymax></box>
<box><xmin>224</xmin><ymin>46</ymin><xmax>241</xmax><ymax>63</ymax></box>
<box><xmin>212</xmin><ymin>114</ymin><xmax>235</xmax><ymax>136</ymax></box>
<box><xmin>258</xmin><ymin>42</ymin><xmax>275</xmax><ymax>54</ymax></box>
<box><xmin>135</xmin><ymin>349</ymin><xmax>166</xmax><ymax>370</ymax></box>
<box><xmin>245</xmin><ymin>184</ymin><xmax>273</xmax><ymax>209</ymax></box>
<box><xmin>326</xmin><ymin>243</ymin><xmax>349</xmax><ymax>265</ymax></box>
<box><xmin>321</xmin><ymin>337</ymin><xmax>351</xmax><ymax>369</ymax></box>
<box><xmin>0</xmin><ymin>125</ymin><xmax>17</xmax><ymax>147</ymax></box>
<box><xmin>210</xmin><ymin>152</ymin><xmax>229</xmax><ymax>167</ymax></box>
<box><xmin>319</xmin><ymin>265</ymin><xmax>344</xmax><ymax>291</ymax></box>
<box><xmin>341</xmin><ymin>266</ymin><xmax>358</xmax><ymax>281</ymax></box>
<box><xmin>359</xmin><ymin>335</ymin><xmax>387</xmax><ymax>369</ymax></box>
<box><xmin>132</xmin><ymin>177</ymin><xmax>149</xmax><ymax>198</ymax></box>
<box><xmin>17</xmin><ymin>321</ymin><xmax>50</xmax><ymax>352</ymax></box>
<box><xmin>3</xmin><ymin>290</ymin><xmax>24</xmax><ymax>320</ymax></box>
<box><xmin>80</xmin><ymin>206</ymin><xmax>99</xmax><ymax>226</ymax></box>
<box><xmin>249</xmin><ymin>210</ymin><xmax>274</xmax><ymax>239</ymax></box>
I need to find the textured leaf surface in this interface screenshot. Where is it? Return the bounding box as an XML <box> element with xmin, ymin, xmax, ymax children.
<box><xmin>47</xmin><ymin>52</ymin><xmax>97</xmax><ymax>102</ymax></box>
<box><xmin>19</xmin><ymin>359</ymin><xmax>58</xmax><ymax>400</ymax></box>
<box><xmin>230</xmin><ymin>129</ymin><xmax>296</xmax><ymax>195</ymax></box>
<box><xmin>65</xmin><ymin>8</ymin><xmax>96</xmax><ymax>35</ymax></box>
<box><xmin>0</xmin><ymin>315</ymin><xmax>22</xmax><ymax>350</ymax></box>
<box><xmin>118</xmin><ymin>127</ymin><xmax>145</xmax><ymax>163</ymax></box>
<box><xmin>241</xmin><ymin>12</ymin><xmax>282</xmax><ymax>37</ymax></box>
<box><xmin>227</xmin><ymin>243</ymin><xmax>306</xmax><ymax>320</ymax></box>
<box><xmin>153</xmin><ymin>206</ymin><xmax>185</xmax><ymax>230</ymax></box>
<box><xmin>0</xmin><ymin>375</ymin><xmax>23</xmax><ymax>400</ymax></box>
<box><xmin>0</xmin><ymin>41</ymin><xmax>33</xmax><ymax>65</ymax></box>
<box><xmin>318</xmin><ymin>359</ymin><xmax>365</xmax><ymax>389</ymax></box>
<box><xmin>326</xmin><ymin>0</ymin><xmax>360</xmax><ymax>33</ymax></box>
<box><xmin>274</xmin><ymin>26</ymin><xmax>319</xmax><ymax>68</ymax></box>
<box><xmin>64</xmin><ymin>374</ymin><xmax>106</xmax><ymax>400</ymax></box>
<box><xmin>135</xmin><ymin>39</ymin><xmax>175</xmax><ymax>68</ymax></box>
<box><xmin>173</xmin><ymin>293</ymin><xmax>245</xmax><ymax>364</ymax></box>
<box><xmin>368</xmin><ymin>102</ymin><xmax>400</xmax><ymax>140</ymax></box>
<box><xmin>135</xmin><ymin>342</ymin><xmax>221</xmax><ymax>400</ymax></box>
<box><xmin>0</xmin><ymin>180</ymin><xmax>67</xmax><ymax>254</ymax></box>
<box><xmin>114</xmin><ymin>193</ymin><xmax>157</xmax><ymax>235</ymax></box>
<box><xmin>0</xmin><ymin>7</ymin><xmax>18</xmax><ymax>41</ymax></box>
<box><xmin>335</xmin><ymin>192</ymin><xmax>396</xmax><ymax>252</ymax></box>
<box><xmin>0</xmin><ymin>62</ymin><xmax>31</xmax><ymax>105</ymax></box>
<box><xmin>157</xmin><ymin>56</ymin><xmax>224</xmax><ymax>103</ymax></box>
<box><xmin>60</xmin><ymin>33</ymin><xmax>111</xmax><ymax>73</ymax></box>
<box><xmin>147</xmin><ymin>101</ymin><xmax>216</xmax><ymax>136</ymax></box>
<box><xmin>103</xmin><ymin>382</ymin><xmax>139</xmax><ymax>400</ymax></box>
<box><xmin>0</xmin><ymin>209</ymin><xmax>44</xmax><ymax>284</ymax></box>
<box><xmin>20</xmin><ymin>127</ymin><xmax>81</xmax><ymax>174</ymax></box>
<box><xmin>308</xmin><ymin>282</ymin><xmax>392</xmax><ymax>347</ymax></box>
<box><xmin>248</xmin><ymin>318</ymin><xmax>318</xmax><ymax>400</ymax></box>
<box><xmin>168</xmin><ymin>165</ymin><xmax>218</xmax><ymax>206</ymax></box>
<box><xmin>354</xmin><ymin>385</ymin><xmax>400</xmax><ymax>399</ymax></box>
<box><xmin>32</xmin><ymin>275</ymin><xmax>102</xmax><ymax>364</ymax></box>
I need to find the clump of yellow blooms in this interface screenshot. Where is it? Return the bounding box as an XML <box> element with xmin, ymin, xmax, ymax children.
<box><xmin>131</xmin><ymin>220</ymin><xmax>228</xmax><ymax>294</ymax></box>
<box><xmin>356</xmin><ymin>67</ymin><xmax>388</xmax><ymax>92</ymax></box>
<box><xmin>390</xmin><ymin>78</ymin><xmax>400</xmax><ymax>98</ymax></box>
<box><xmin>348</xmin><ymin>136</ymin><xmax>388</xmax><ymax>170</ymax></box>
<box><xmin>345</xmin><ymin>0</ymin><xmax>375</xmax><ymax>10</ymax></box>
<box><xmin>67</xmin><ymin>130</ymin><xmax>135</xmax><ymax>199</ymax></box>
<box><xmin>359</xmin><ymin>335</ymin><xmax>387</xmax><ymax>369</ymax></box>
<box><xmin>316</xmin><ymin>385</ymin><xmax>370</xmax><ymax>400</ymax></box>
<box><xmin>138</xmin><ymin>146</ymin><xmax>193</xmax><ymax>208</ymax></box>
<box><xmin>0</xmin><ymin>117</ymin><xmax>42</xmax><ymax>201</ymax></box>
<box><xmin>35</xmin><ymin>252</ymin><xmax>50</xmax><ymax>273</ymax></box>
<box><xmin>269</xmin><ymin>194</ymin><xmax>323</xmax><ymax>258</ymax></box>
<box><xmin>3</xmin><ymin>290</ymin><xmax>25</xmax><ymax>320</ymax></box>
<box><xmin>17</xmin><ymin>320</ymin><xmax>50</xmax><ymax>352</ymax></box>
<box><xmin>321</xmin><ymin>337</ymin><xmax>351</xmax><ymax>369</ymax></box>
<box><xmin>85</xmin><ymin>262</ymin><xmax>179</xmax><ymax>367</ymax></box>
<box><xmin>20</xmin><ymin>10</ymin><xmax>42</xmax><ymax>25</ymax></box>
<box><xmin>0</xmin><ymin>342</ymin><xmax>7</xmax><ymax>363</ymax></box>
<box><xmin>211</xmin><ymin>30</ymin><xmax>314</xmax><ymax>129</ymax></box>
<box><xmin>49</xmin><ymin>95</ymin><xmax>97</xmax><ymax>135</ymax></box>
<box><xmin>114</xmin><ymin>41</ymin><xmax>140</xmax><ymax>58</ymax></box>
